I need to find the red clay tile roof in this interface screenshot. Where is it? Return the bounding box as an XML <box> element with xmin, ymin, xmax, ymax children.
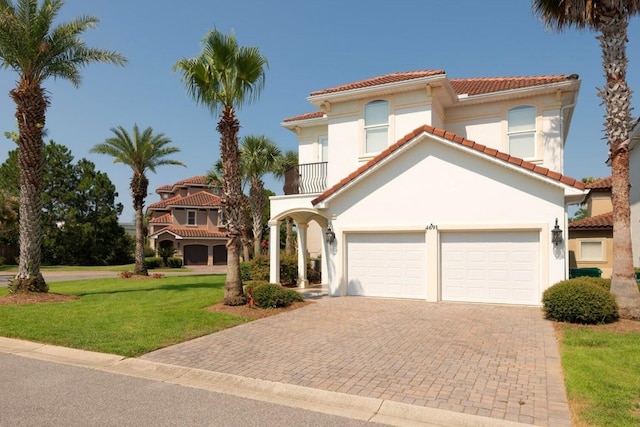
<box><xmin>155</xmin><ymin>176</ymin><xmax>209</xmax><ymax>193</ymax></box>
<box><xmin>310</xmin><ymin>70</ymin><xmax>446</xmax><ymax>96</ymax></box>
<box><xmin>283</xmin><ymin>111</ymin><xmax>326</xmax><ymax>123</ymax></box>
<box><xmin>151</xmin><ymin>226</ymin><xmax>227</xmax><ymax>239</ymax></box>
<box><xmin>585</xmin><ymin>176</ymin><xmax>612</xmax><ymax>190</ymax></box>
<box><xmin>147</xmin><ymin>191</ymin><xmax>221</xmax><ymax>210</ymax></box>
<box><xmin>450</xmin><ymin>74</ymin><xmax>579</xmax><ymax>96</ymax></box>
<box><xmin>569</xmin><ymin>211</ymin><xmax>613</xmax><ymax>229</ymax></box>
<box><xmin>149</xmin><ymin>213</ymin><xmax>171</xmax><ymax>224</ymax></box>
<box><xmin>286</xmin><ymin>72</ymin><xmax>579</xmax><ymax>123</ymax></box>
<box><xmin>311</xmin><ymin>125</ymin><xmax>585</xmax><ymax>206</ymax></box>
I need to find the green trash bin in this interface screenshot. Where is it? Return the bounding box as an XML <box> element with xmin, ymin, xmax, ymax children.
<box><xmin>569</xmin><ymin>268</ymin><xmax>602</xmax><ymax>278</ymax></box>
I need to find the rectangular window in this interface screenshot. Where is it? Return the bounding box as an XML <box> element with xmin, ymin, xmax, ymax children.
<box><xmin>187</xmin><ymin>210</ymin><xmax>197</xmax><ymax>226</ymax></box>
<box><xmin>508</xmin><ymin>106</ymin><xmax>536</xmax><ymax>159</ymax></box>
<box><xmin>319</xmin><ymin>135</ymin><xmax>328</xmax><ymax>162</ymax></box>
<box><xmin>580</xmin><ymin>240</ymin><xmax>604</xmax><ymax>261</ymax></box>
<box><xmin>365</xmin><ymin>100</ymin><xmax>389</xmax><ymax>154</ymax></box>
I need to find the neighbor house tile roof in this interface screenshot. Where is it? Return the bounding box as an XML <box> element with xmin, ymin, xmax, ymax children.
<box><xmin>155</xmin><ymin>176</ymin><xmax>209</xmax><ymax>193</ymax></box>
<box><xmin>585</xmin><ymin>176</ymin><xmax>612</xmax><ymax>190</ymax></box>
<box><xmin>311</xmin><ymin>125</ymin><xmax>585</xmax><ymax>206</ymax></box>
<box><xmin>149</xmin><ymin>213</ymin><xmax>171</xmax><ymax>224</ymax></box>
<box><xmin>569</xmin><ymin>211</ymin><xmax>613</xmax><ymax>229</ymax></box>
<box><xmin>147</xmin><ymin>191</ymin><xmax>221</xmax><ymax>210</ymax></box>
<box><xmin>150</xmin><ymin>226</ymin><xmax>226</xmax><ymax>239</ymax></box>
<box><xmin>286</xmin><ymin>71</ymin><xmax>579</xmax><ymax>122</ymax></box>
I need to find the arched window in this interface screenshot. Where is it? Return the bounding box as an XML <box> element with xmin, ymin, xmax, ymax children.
<box><xmin>507</xmin><ymin>106</ymin><xmax>536</xmax><ymax>159</ymax></box>
<box><xmin>364</xmin><ymin>100</ymin><xmax>389</xmax><ymax>154</ymax></box>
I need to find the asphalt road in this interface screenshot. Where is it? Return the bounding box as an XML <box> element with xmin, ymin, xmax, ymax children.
<box><xmin>0</xmin><ymin>353</ymin><xmax>384</xmax><ymax>427</ymax></box>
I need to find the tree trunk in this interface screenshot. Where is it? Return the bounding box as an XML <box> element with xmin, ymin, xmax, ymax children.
<box><xmin>285</xmin><ymin>217</ymin><xmax>294</xmax><ymax>255</ymax></box>
<box><xmin>9</xmin><ymin>83</ymin><xmax>48</xmax><ymax>293</ymax></box>
<box><xmin>131</xmin><ymin>172</ymin><xmax>148</xmax><ymax>276</ymax></box>
<box><xmin>250</xmin><ymin>176</ymin><xmax>265</xmax><ymax>257</ymax></box>
<box><xmin>218</xmin><ymin>107</ymin><xmax>246</xmax><ymax>305</ymax></box>
<box><xmin>599</xmin><ymin>11</ymin><xmax>640</xmax><ymax>319</ymax></box>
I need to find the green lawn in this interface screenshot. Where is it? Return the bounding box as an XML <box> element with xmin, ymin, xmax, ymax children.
<box><xmin>559</xmin><ymin>326</ymin><xmax>640</xmax><ymax>427</ymax></box>
<box><xmin>0</xmin><ymin>275</ymin><xmax>246</xmax><ymax>357</ymax></box>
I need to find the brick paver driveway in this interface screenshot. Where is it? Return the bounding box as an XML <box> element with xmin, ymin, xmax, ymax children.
<box><xmin>142</xmin><ymin>298</ymin><xmax>571</xmax><ymax>426</ymax></box>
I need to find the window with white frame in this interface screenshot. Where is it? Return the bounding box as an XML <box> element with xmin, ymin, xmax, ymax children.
<box><xmin>580</xmin><ymin>240</ymin><xmax>604</xmax><ymax>261</ymax></box>
<box><xmin>507</xmin><ymin>105</ymin><xmax>536</xmax><ymax>159</ymax></box>
<box><xmin>319</xmin><ymin>135</ymin><xmax>328</xmax><ymax>162</ymax></box>
<box><xmin>187</xmin><ymin>210</ymin><xmax>197</xmax><ymax>226</ymax></box>
<box><xmin>364</xmin><ymin>100</ymin><xmax>389</xmax><ymax>154</ymax></box>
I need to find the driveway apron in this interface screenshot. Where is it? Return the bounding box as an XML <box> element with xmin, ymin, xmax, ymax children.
<box><xmin>142</xmin><ymin>298</ymin><xmax>571</xmax><ymax>426</ymax></box>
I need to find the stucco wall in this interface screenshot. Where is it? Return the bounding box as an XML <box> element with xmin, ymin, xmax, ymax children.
<box><xmin>568</xmin><ymin>229</ymin><xmax>613</xmax><ymax>278</ymax></box>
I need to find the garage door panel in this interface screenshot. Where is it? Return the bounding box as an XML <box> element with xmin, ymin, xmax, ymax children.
<box><xmin>441</xmin><ymin>231</ymin><xmax>539</xmax><ymax>305</ymax></box>
<box><xmin>347</xmin><ymin>233</ymin><xmax>426</xmax><ymax>299</ymax></box>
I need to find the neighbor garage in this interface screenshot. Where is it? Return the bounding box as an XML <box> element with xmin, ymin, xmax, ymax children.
<box><xmin>346</xmin><ymin>233</ymin><xmax>426</xmax><ymax>299</ymax></box>
<box><xmin>183</xmin><ymin>244</ymin><xmax>208</xmax><ymax>265</ymax></box>
<box><xmin>440</xmin><ymin>231</ymin><xmax>540</xmax><ymax>305</ymax></box>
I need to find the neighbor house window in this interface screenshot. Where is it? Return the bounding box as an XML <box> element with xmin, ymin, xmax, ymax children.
<box><xmin>508</xmin><ymin>105</ymin><xmax>536</xmax><ymax>159</ymax></box>
<box><xmin>187</xmin><ymin>210</ymin><xmax>197</xmax><ymax>226</ymax></box>
<box><xmin>364</xmin><ymin>100</ymin><xmax>389</xmax><ymax>154</ymax></box>
<box><xmin>580</xmin><ymin>240</ymin><xmax>604</xmax><ymax>261</ymax></box>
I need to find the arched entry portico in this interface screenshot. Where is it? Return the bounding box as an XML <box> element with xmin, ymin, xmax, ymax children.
<box><xmin>268</xmin><ymin>208</ymin><xmax>330</xmax><ymax>288</ymax></box>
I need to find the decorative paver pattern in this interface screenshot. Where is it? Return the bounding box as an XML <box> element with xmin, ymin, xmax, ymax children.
<box><xmin>142</xmin><ymin>298</ymin><xmax>571</xmax><ymax>426</ymax></box>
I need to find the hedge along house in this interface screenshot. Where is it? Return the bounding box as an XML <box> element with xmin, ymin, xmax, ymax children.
<box><xmin>269</xmin><ymin>70</ymin><xmax>586</xmax><ymax>305</ymax></box>
<box><xmin>148</xmin><ymin>176</ymin><xmax>227</xmax><ymax>266</ymax></box>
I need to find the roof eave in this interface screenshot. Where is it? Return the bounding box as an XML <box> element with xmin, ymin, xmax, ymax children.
<box><xmin>454</xmin><ymin>79</ymin><xmax>581</xmax><ymax>106</ymax></box>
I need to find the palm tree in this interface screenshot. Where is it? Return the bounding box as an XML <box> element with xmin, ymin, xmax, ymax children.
<box><xmin>175</xmin><ymin>30</ymin><xmax>268</xmax><ymax>305</ymax></box>
<box><xmin>0</xmin><ymin>0</ymin><xmax>126</xmax><ymax>293</ymax></box>
<box><xmin>273</xmin><ymin>150</ymin><xmax>299</xmax><ymax>255</ymax></box>
<box><xmin>241</xmin><ymin>135</ymin><xmax>281</xmax><ymax>256</ymax></box>
<box><xmin>91</xmin><ymin>125</ymin><xmax>185</xmax><ymax>276</ymax></box>
<box><xmin>533</xmin><ymin>0</ymin><xmax>640</xmax><ymax>319</ymax></box>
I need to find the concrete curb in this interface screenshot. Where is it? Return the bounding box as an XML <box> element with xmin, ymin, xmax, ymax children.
<box><xmin>0</xmin><ymin>337</ymin><xmax>531</xmax><ymax>426</ymax></box>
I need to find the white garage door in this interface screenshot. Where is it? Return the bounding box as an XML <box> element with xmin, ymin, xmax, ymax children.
<box><xmin>441</xmin><ymin>231</ymin><xmax>540</xmax><ymax>305</ymax></box>
<box><xmin>347</xmin><ymin>233</ymin><xmax>426</xmax><ymax>299</ymax></box>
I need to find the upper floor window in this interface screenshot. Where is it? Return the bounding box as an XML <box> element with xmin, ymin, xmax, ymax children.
<box><xmin>187</xmin><ymin>210</ymin><xmax>197</xmax><ymax>226</ymax></box>
<box><xmin>364</xmin><ymin>100</ymin><xmax>389</xmax><ymax>154</ymax></box>
<box><xmin>319</xmin><ymin>135</ymin><xmax>328</xmax><ymax>162</ymax></box>
<box><xmin>507</xmin><ymin>105</ymin><xmax>536</xmax><ymax>159</ymax></box>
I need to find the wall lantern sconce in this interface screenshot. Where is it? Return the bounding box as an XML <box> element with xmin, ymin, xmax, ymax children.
<box><xmin>326</xmin><ymin>224</ymin><xmax>336</xmax><ymax>245</ymax></box>
<box><xmin>551</xmin><ymin>218</ymin><xmax>563</xmax><ymax>246</ymax></box>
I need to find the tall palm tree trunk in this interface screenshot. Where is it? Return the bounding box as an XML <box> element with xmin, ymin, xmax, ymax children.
<box><xmin>250</xmin><ymin>177</ymin><xmax>265</xmax><ymax>256</ymax></box>
<box><xmin>131</xmin><ymin>173</ymin><xmax>148</xmax><ymax>276</ymax></box>
<box><xmin>285</xmin><ymin>217</ymin><xmax>294</xmax><ymax>255</ymax></box>
<box><xmin>218</xmin><ymin>107</ymin><xmax>246</xmax><ymax>305</ymax></box>
<box><xmin>9</xmin><ymin>83</ymin><xmax>48</xmax><ymax>293</ymax></box>
<box><xmin>600</xmin><ymin>10</ymin><xmax>640</xmax><ymax>319</ymax></box>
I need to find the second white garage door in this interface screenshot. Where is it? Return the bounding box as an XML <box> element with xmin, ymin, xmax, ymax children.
<box><xmin>440</xmin><ymin>231</ymin><xmax>540</xmax><ymax>305</ymax></box>
<box><xmin>347</xmin><ymin>233</ymin><xmax>426</xmax><ymax>299</ymax></box>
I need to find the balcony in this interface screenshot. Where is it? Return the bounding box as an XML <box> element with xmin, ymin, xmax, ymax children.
<box><xmin>283</xmin><ymin>162</ymin><xmax>327</xmax><ymax>195</ymax></box>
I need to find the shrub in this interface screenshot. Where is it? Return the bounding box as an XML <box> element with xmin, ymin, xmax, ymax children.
<box><xmin>240</xmin><ymin>261</ymin><xmax>252</xmax><ymax>281</ymax></box>
<box><xmin>573</xmin><ymin>277</ymin><xmax>611</xmax><ymax>290</ymax></box>
<box><xmin>249</xmin><ymin>255</ymin><xmax>270</xmax><ymax>281</ymax></box>
<box><xmin>167</xmin><ymin>257</ymin><xmax>182</xmax><ymax>268</ymax></box>
<box><xmin>280</xmin><ymin>253</ymin><xmax>298</xmax><ymax>285</ymax></box>
<box><xmin>143</xmin><ymin>246</ymin><xmax>156</xmax><ymax>257</ymax></box>
<box><xmin>543</xmin><ymin>278</ymin><xmax>618</xmax><ymax>324</ymax></box>
<box><xmin>307</xmin><ymin>265</ymin><xmax>321</xmax><ymax>284</ymax></box>
<box><xmin>144</xmin><ymin>257</ymin><xmax>162</xmax><ymax>269</ymax></box>
<box><xmin>251</xmin><ymin>283</ymin><xmax>303</xmax><ymax>308</ymax></box>
<box><xmin>243</xmin><ymin>280</ymin><xmax>269</xmax><ymax>294</ymax></box>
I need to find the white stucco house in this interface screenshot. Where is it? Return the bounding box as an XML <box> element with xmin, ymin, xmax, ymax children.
<box><xmin>268</xmin><ymin>70</ymin><xmax>587</xmax><ymax>305</ymax></box>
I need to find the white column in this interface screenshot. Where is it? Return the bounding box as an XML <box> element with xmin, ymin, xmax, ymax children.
<box><xmin>296</xmin><ymin>222</ymin><xmax>309</xmax><ymax>288</ymax></box>
<box><xmin>269</xmin><ymin>221</ymin><xmax>281</xmax><ymax>284</ymax></box>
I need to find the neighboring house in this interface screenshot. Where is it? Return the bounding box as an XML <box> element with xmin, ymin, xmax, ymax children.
<box><xmin>147</xmin><ymin>176</ymin><xmax>227</xmax><ymax>266</ymax></box>
<box><xmin>568</xmin><ymin>177</ymin><xmax>613</xmax><ymax>278</ymax></box>
<box><xmin>269</xmin><ymin>69</ymin><xmax>587</xmax><ymax>305</ymax></box>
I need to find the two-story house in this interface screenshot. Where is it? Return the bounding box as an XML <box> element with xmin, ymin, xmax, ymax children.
<box><xmin>568</xmin><ymin>177</ymin><xmax>613</xmax><ymax>278</ymax></box>
<box><xmin>268</xmin><ymin>70</ymin><xmax>586</xmax><ymax>305</ymax></box>
<box><xmin>148</xmin><ymin>176</ymin><xmax>227</xmax><ymax>266</ymax></box>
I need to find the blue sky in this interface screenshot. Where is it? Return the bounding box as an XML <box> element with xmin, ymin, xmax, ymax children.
<box><xmin>0</xmin><ymin>0</ymin><xmax>637</xmax><ymax>221</ymax></box>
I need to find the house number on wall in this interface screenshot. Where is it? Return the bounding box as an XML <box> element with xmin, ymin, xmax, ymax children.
<box><xmin>426</xmin><ymin>224</ymin><xmax>438</xmax><ymax>230</ymax></box>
